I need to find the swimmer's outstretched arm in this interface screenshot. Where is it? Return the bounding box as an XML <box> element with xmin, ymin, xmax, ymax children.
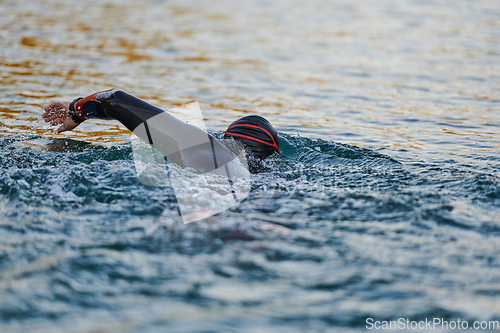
<box><xmin>43</xmin><ymin>89</ymin><xmax>248</xmax><ymax>177</ymax></box>
<box><xmin>44</xmin><ymin>89</ymin><xmax>203</xmax><ymax>134</ymax></box>
<box><xmin>43</xmin><ymin>89</ymin><xmax>168</xmax><ymax>134</ymax></box>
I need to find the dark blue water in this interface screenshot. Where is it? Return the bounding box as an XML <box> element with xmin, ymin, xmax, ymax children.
<box><xmin>1</xmin><ymin>131</ymin><xmax>499</xmax><ymax>332</ymax></box>
<box><xmin>1</xmin><ymin>0</ymin><xmax>500</xmax><ymax>331</ymax></box>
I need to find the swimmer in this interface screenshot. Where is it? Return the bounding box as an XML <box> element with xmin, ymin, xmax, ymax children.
<box><xmin>42</xmin><ymin>89</ymin><xmax>279</xmax><ymax>174</ymax></box>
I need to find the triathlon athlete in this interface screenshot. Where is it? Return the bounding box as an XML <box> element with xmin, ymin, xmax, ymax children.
<box><xmin>42</xmin><ymin>89</ymin><xmax>279</xmax><ymax>175</ymax></box>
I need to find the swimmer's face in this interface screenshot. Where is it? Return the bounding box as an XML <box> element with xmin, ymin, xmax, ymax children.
<box><xmin>224</xmin><ymin>115</ymin><xmax>279</xmax><ymax>160</ymax></box>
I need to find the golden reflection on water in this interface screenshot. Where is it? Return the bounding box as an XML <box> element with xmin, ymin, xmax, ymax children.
<box><xmin>0</xmin><ymin>0</ymin><xmax>498</xmax><ymax>163</ymax></box>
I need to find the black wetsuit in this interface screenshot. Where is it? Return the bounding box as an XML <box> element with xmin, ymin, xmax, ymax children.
<box><xmin>69</xmin><ymin>89</ymin><xmax>249</xmax><ymax>178</ymax></box>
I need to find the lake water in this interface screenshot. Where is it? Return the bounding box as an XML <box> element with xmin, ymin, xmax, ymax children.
<box><xmin>1</xmin><ymin>0</ymin><xmax>499</xmax><ymax>332</ymax></box>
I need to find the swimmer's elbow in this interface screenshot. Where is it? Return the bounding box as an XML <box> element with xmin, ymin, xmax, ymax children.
<box><xmin>109</xmin><ymin>89</ymin><xmax>126</xmax><ymax>98</ymax></box>
<box><xmin>95</xmin><ymin>88</ymin><xmax>126</xmax><ymax>100</ymax></box>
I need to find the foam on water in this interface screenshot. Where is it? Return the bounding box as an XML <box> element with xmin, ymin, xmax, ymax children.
<box><xmin>0</xmin><ymin>131</ymin><xmax>498</xmax><ymax>331</ymax></box>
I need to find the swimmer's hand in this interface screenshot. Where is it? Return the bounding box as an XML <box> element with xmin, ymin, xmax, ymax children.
<box><xmin>42</xmin><ymin>101</ymin><xmax>79</xmax><ymax>133</ymax></box>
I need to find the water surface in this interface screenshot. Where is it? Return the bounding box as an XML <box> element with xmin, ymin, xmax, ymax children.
<box><xmin>0</xmin><ymin>0</ymin><xmax>499</xmax><ymax>332</ymax></box>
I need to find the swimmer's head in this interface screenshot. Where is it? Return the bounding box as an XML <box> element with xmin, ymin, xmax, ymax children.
<box><xmin>224</xmin><ymin>115</ymin><xmax>279</xmax><ymax>160</ymax></box>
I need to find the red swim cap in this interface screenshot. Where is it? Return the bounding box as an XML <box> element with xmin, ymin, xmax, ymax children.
<box><xmin>224</xmin><ymin>115</ymin><xmax>279</xmax><ymax>160</ymax></box>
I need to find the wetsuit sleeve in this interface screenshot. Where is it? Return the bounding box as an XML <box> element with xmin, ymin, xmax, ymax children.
<box><xmin>68</xmin><ymin>96</ymin><xmax>109</xmax><ymax>122</ymax></box>
<box><xmin>69</xmin><ymin>89</ymin><xmax>249</xmax><ymax>178</ymax></box>
<box><xmin>82</xmin><ymin>101</ymin><xmax>108</xmax><ymax>119</ymax></box>
<box><xmin>71</xmin><ymin>89</ymin><xmax>164</xmax><ymax>129</ymax></box>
